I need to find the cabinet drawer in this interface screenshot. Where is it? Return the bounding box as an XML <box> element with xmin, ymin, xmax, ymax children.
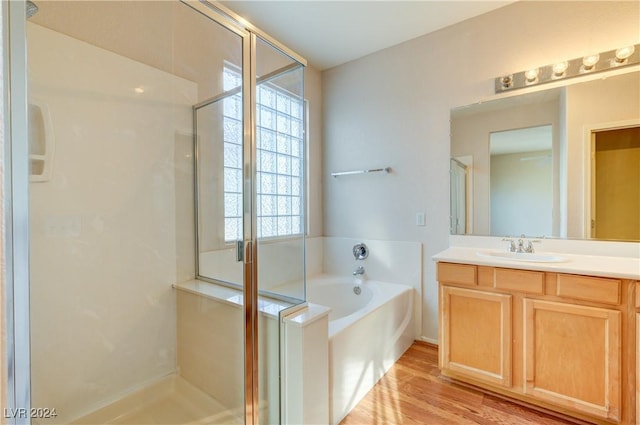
<box><xmin>494</xmin><ymin>268</ymin><xmax>544</xmax><ymax>294</ymax></box>
<box><xmin>437</xmin><ymin>262</ymin><xmax>476</xmax><ymax>286</ymax></box>
<box><xmin>555</xmin><ymin>274</ymin><xmax>621</xmax><ymax>306</ymax></box>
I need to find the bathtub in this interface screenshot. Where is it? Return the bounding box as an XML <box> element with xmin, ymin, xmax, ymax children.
<box><xmin>305</xmin><ymin>275</ymin><xmax>415</xmax><ymax>425</ymax></box>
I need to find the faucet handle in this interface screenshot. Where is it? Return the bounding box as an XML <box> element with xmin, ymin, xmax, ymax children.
<box><xmin>502</xmin><ymin>238</ymin><xmax>517</xmax><ymax>252</ymax></box>
<box><xmin>525</xmin><ymin>239</ymin><xmax>541</xmax><ymax>253</ymax></box>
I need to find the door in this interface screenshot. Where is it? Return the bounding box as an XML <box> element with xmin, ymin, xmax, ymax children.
<box><xmin>440</xmin><ymin>286</ymin><xmax>512</xmax><ymax>387</ymax></box>
<box><xmin>254</xmin><ymin>37</ymin><xmax>306</xmax><ymax>424</ymax></box>
<box><xmin>523</xmin><ymin>299</ymin><xmax>621</xmax><ymax>421</ymax></box>
<box><xmin>450</xmin><ymin>158</ymin><xmax>467</xmax><ymax>234</ymax></box>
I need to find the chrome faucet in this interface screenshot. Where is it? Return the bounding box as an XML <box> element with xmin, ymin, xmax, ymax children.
<box><xmin>353</xmin><ymin>265</ymin><xmax>365</xmax><ymax>276</ymax></box>
<box><xmin>503</xmin><ymin>235</ymin><xmax>539</xmax><ymax>253</ymax></box>
<box><xmin>513</xmin><ymin>234</ymin><xmax>538</xmax><ymax>253</ymax></box>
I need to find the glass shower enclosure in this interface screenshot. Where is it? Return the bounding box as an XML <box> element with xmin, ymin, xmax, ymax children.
<box><xmin>5</xmin><ymin>0</ymin><xmax>306</xmax><ymax>423</ymax></box>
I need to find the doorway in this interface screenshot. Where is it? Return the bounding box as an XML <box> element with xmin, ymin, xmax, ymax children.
<box><xmin>591</xmin><ymin>126</ymin><xmax>640</xmax><ymax>240</ymax></box>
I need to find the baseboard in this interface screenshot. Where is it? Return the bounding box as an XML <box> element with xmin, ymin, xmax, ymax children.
<box><xmin>418</xmin><ymin>336</ymin><xmax>438</xmax><ymax>346</ymax></box>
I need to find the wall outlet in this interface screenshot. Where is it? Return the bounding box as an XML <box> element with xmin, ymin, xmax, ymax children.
<box><xmin>416</xmin><ymin>212</ymin><xmax>426</xmax><ymax>226</ymax></box>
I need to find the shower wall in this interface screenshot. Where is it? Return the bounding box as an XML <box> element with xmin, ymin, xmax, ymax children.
<box><xmin>28</xmin><ymin>22</ymin><xmax>196</xmax><ymax>423</ymax></box>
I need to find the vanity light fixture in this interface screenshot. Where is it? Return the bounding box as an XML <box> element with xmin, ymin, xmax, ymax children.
<box><xmin>496</xmin><ymin>43</ymin><xmax>639</xmax><ymax>93</ymax></box>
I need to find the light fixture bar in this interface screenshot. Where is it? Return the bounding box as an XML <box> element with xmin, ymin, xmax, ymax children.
<box><xmin>495</xmin><ymin>44</ymin><xmax>639</xmax><ymax>93</ymax></box>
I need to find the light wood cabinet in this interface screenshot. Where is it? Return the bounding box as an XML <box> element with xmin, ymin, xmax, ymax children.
<box><xmin>523</xmin><ymin>298</ymin><xmax>621</xmax><ymax>421</ymax></box>
<box><xmin>440</xmin><ymin>285</ymin><xmax>512</xmax><ymax>387</ymax></box>
<box><xmin>437</xmin><ymin>262</ymin><xmax>635</xmax><ymax>424</ymax></box>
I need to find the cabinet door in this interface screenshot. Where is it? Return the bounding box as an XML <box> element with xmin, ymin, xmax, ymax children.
<box><xmin>523</xmin><ymin>299</ymin><xmax>621</xmax><ymax>421</ymax></box>
<box><xmin>440</xmin><ymin>286</ymin><xmax>512</xmax><ymax>387</ymax></box>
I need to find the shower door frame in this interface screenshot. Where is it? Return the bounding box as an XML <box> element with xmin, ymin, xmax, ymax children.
<box><xmin>3</xmin><ymin>1</ymin><xmax>32</xmax><ymax>423</ymax></box>
<box><xmin>2</xmin><ymin>0</ymin><xmax>306</xmax><ymax>423</ymax></box>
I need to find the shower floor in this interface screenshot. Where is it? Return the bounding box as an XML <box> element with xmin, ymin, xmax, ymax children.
<box><xmin>70</xmin><ymin>376</ymin><xmax>243</xmax><ymax>425</ymax></box>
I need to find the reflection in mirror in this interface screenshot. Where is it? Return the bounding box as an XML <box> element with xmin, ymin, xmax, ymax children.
<box><xmin>591</xmin><ymin>127</ymin><xmax>640</xmax><ymax>240</ymax></box>
<box><xmin>489</xmin><ymin>125</ymin><xmax>553</xmax><ymax>237</ymax></box>
<box><xmin>451</xmin><ymin>70</ymin><xmax>639</xmax><ymax>241</ymax></box>
<box><xmin>450</xmin><ymin>158</ymin><xmax>468</xmax><ymax>234</ymax></box>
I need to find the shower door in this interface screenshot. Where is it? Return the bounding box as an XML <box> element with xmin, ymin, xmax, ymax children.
<box><xmin>194</xmin><ymin>28</ymin><xmax>307</xmax><ymax>423</ymax></box>
<box><xmin>17</xmin><ymin>0</ymin><xmax>304</xmax><ymax>423</ymax></box>
<box><xmin>254</xmin><ymin>36</ymin><xmax>306</xmax><ymax>425</ymax></box>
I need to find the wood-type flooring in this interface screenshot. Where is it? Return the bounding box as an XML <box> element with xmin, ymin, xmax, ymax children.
<box><xmin>340</xmin><ymin>342</ymin><xmax>590</xmax><ymax>425</ymax></box>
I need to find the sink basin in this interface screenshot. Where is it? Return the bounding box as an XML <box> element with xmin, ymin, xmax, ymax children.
<box><xmin>476</xmin><ymin>251</ymin><xmax>568</xmax><ymax>263</ymax></box>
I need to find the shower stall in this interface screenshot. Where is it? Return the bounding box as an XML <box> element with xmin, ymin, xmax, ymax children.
<box><xmin>3</xmin><ymin>1</ymin><xmax>306</xmax><ymax>423</ymax></box>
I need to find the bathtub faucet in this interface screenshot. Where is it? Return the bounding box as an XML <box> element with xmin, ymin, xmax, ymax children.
<box><xmin>353</xmin><ymin>266</ymin><xmax>365</xmax><ymax>276</ymax></box>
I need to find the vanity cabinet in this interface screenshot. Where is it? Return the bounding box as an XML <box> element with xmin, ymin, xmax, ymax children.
<box><xmin>522</xmin><ymin>299</ymin><xmax>621</xmax><ymax>420</ymax></box>
<box><xmin>437</xmin><ymin>262</ymin><xmax>634</xmax><ymax>424</ymax></box>
<box><xmin>440</xmin><ymin>286</ymin><xmax>512</xmax><ymax>387</ymax></box>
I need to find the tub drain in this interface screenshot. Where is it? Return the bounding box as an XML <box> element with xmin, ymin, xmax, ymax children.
<box><xmin>353</xmin><ymin>286</ymin><xmax>361</xmax><ymax>295</ymax></box>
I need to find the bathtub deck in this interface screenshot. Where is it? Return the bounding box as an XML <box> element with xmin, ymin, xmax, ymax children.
<box><xmin>340</xmin><ymin>342</ymin><xmax>584</xmax><ymax>425</ymax></box>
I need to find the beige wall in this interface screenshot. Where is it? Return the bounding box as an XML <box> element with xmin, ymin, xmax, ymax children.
<box><xmin>322</xmin><ymin>1</ymin><xmax>640</xmax><ymax>341</ymax></box>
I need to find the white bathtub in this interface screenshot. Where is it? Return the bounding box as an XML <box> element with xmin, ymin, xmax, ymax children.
<box><xmin>306</xmin><ymin>275</ymin><xmax>415</xmax><ymax>425</ymax></box>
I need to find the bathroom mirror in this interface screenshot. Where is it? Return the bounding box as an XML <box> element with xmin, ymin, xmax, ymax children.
<box><xmin>450</xmin><ymin>70</ymin><xmax>640</xmax><ymax>241</ymax></box>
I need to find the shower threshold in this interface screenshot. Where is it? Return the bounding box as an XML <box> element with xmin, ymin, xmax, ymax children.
<box><xmin>68</xmin><ymin>375</ymin><xmax>243</xmax><ymax>425</ymax></box>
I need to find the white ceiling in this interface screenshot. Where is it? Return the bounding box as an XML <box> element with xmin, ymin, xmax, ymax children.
<box><xmin>220</xmin><ymin>1</ymin><xmax>515</xmax><ymax>70</ymax></box>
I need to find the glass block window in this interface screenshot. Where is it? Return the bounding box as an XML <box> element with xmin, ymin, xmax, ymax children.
<box><xmin>223</xmin><ymin>65</ymin><xmax>304</xmax><ymax>241</ymax></box>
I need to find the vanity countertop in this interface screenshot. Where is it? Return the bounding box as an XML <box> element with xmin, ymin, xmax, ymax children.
<box><xmin>433</xmin><ymin>246</ymin><xmax>640</xmax><ymax>280</ymax></box>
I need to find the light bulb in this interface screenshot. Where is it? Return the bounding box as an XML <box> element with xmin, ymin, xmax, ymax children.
<box><xmin>582</xmin><ymin>54</ymin><xmax>599</xmax><ymax>70</ymax></box>
<box><xmin>552</xmin><ymin>61</ymin><xmax>569</xmax><ymax>76</ymax></box>
<box><xmin>615</xmin><ymin>45</ymin><xmax>635</xmax><ymax>62</ymax></box>
<box><xmin>501</xmin><ymin>75</ymin><xmax>513</xmax><ymax>89</ymax></box>
<box><xmin>525</xmin><ymin>68</ymin><xmax>539</xmax><ymax>82</ymax></box>
<box><xmin>134</xmin><ymin>87</ymin><xmax>145</xmax><ymax>94</ymax></box>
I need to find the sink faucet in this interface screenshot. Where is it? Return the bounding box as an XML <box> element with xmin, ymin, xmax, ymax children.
<box><xmin>516</xmin><ymin>234</ymin><xmax>539</xmax><ymax>253</ymax></box>
<box><xmin>503</xmin><ymin>235</ymin><xmax>539</xmax><ymax>253</ymax></box>
<box><xmin>353</xmin><ymin>265</ymin><xmax>365</xmax><ymax>276</ymax></box>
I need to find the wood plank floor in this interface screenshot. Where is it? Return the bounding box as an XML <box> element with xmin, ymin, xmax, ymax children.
<box><xmin>340</xmin><ymin>342</ymin><xmax>587</xmax><ymax>425</ymax></box>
